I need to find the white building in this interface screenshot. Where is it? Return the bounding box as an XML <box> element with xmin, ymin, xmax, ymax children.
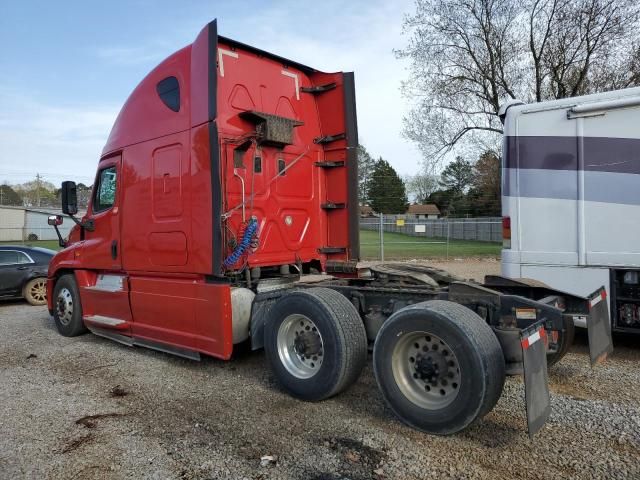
<box><xmin>0</xmin><ymin>206</ymin><xmax>77</xmax><ymax>241</ymax></box>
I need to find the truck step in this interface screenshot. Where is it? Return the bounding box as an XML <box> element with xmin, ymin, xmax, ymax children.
<box><xmin>314</xmin><ymin>133</ymin><xmax>345</xmax><ymax>144</ymax></box>
<box><xmin>318</xmin><ymin>246</ymin><xmax>347</xmax><ymax>254</ymax></box>
<box><xmin>300</xmin><ymin>82</ymin><xmax>337</xmax><ymax>94</ymax></box>
<box><xmin>314</xmin><ymin>161</ymin><xmax>345</xmax><ymax>168</ymax></box>
<box><xmin>84</xmin><ymin>315</ymin><xmax>127</xmax><ymax>328</ymax></box>
<box><xmin>321</xmin><ymin>202</ymin><xmax>346</xmax><ymax>210</ymax></box>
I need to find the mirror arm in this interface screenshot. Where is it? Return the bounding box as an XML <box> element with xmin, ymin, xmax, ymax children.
<box><xmin>52</xmin><ymin>224</ymin><xmax>67</xmax><ymax>248</ymax></box>
<box><xmin>69</xmin><ymin>214</ymin><xmax>95</xmax><ymax>232</ymax></box>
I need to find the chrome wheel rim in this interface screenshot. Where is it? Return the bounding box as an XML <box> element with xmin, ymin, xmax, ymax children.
<box><xmin>277</xmin><ymin>314</ymin><xmax>324</xmax><ymax>379</ymax></box>
<box><xmin>392</xmin><ymin>332</ymin><xmax>461</xmax><ymax>409</ymax></box>
<box><xmin>29</xmin><ymin>279</ymin><xmax>47</xmax><ymax>303</ymax></box>
<box><xmin>56</xmin><ymin>288</ymin><xmax>74</xmax><ymax>326</ymax></box>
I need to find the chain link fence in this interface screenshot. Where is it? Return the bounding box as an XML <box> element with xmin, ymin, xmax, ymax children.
<box><xmin>360</xmin><ymin>215</ymin><xmax>502</xmax><ymax>261</ymax></box>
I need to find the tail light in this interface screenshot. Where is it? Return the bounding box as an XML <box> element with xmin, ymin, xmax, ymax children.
<box><xmin>502</xmin><ymin>216</ymin><xmax>511</xmax><ymax>249</ymax></box>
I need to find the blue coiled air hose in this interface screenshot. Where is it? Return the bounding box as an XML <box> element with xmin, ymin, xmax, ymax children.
<box><xmin>223</xmin><ymin>218</ymin><xmax>258</xmax><ymax>267</ymax></box>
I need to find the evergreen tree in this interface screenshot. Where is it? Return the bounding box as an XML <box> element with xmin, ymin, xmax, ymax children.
<box><xmin>357</xmin><ymin>144</ymin><xmax>376</xmax><ymax>205</ymax></box>
<box><xmin>439</xmin><ymin>156</ymin><xmax>473</xmax><ymax>193</ymax></box>
<box><xmin>367</xmin><ymin>158</ymin><xmax>408</xmax><ymax>214</ymax></box>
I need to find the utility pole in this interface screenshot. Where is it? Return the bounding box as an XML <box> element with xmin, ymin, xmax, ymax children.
<box><xmin>35</xmin><ymin>173</ymin><xmax>42</xmax><ymax>207</ymax></box>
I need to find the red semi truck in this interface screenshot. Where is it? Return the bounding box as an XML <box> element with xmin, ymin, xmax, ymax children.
<box><xmin>47</xmin><ymin>20</ymin><xmax>612</xmax><ymax>436</ymax></box>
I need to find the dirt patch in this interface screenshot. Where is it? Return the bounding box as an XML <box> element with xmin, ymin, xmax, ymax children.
<box><xmin>75</xmin><ymin>413</ymin><xmax>126</xmax><ymax>429</ymax></box>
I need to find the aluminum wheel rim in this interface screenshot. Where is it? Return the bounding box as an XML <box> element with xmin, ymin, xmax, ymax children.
<box><xmin>56</xmin><ymin>288</ymin><xmax>74</xmax><ymax>326</ymax></box>
<box><xmin>29</xmin><ymin>279</ymin><xmax>47</xmax><ymax>303</ymax></box>
<box><xmin>277</xmin><ymin>314</ymin><xmax>324</xmax><ymax>379</ymax></box>
<box><xmin>392</xmin><ymin>331</ymin><xmax>461</xmax><ymax>409</ymax></box>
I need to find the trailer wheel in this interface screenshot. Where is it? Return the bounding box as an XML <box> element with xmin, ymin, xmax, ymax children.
<box><xmin>52</xmin><ymin>274</ymin><xmax>87</xmax><ymax>337</ymax></box>
<box><xmin>373</xmin><ymin>300</ymin><xmax>505</xmax><ymax>435</ymax></box>
<box><xmin>547</xmin><ymin>315</ymin><xmax>575</xmax><ymax>367</ymax></box>
<box><xmin>264</xmin><ymin>287</ymin><xmax>367</xmax><ymax>401</ymax></box>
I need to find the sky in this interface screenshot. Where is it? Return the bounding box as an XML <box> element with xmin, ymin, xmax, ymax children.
<box><xmin>0</xmin><ymin>0</ymin><xmax>422</xmax><ymax>187</ymax></box>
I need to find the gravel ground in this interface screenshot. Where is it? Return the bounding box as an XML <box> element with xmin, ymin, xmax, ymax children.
<box><xmin>1</xmin><ymin>259</ymin><xmax>639</xmax><ymax>480</ymax></box>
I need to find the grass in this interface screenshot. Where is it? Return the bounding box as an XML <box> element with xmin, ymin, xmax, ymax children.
<box><xmin>359</xmin><ymin>229</ymin><xmax>501</xmax><ymax>260</ymax></box>
<box><xmin>2</xmin><ymin>232</ymin><xmax>502</xmax><ymax>260</ymax></box>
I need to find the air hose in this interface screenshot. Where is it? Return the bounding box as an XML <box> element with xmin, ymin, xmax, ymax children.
<box><xmin>223</xmin><ymin>217</ymin><xmax>259</xmax><ymax>268</ymax></box>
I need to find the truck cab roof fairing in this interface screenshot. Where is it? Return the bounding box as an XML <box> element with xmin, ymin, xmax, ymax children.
<box><xmin>100</xmin><ymin>20</ymin><xmax>359</xmax><ymax>276</ymax></box>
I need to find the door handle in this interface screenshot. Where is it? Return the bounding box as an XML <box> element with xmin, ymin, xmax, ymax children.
<box><xmin>16</xmin><ymin>266</ymin><xmax>29</xmax><ymax>270</ymax></box>
<box><xmin>111</xmin><ymin>240</ymin><xmax>118</xmax><ymax>260</ymax></box>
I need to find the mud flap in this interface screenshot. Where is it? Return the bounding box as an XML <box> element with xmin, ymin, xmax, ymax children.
<box><xmin>521</xmin><ymin>322</ymin><xmax>550</xmax><ymax>438</ymax></box>
<box><xmin>586</xmin><ymin>287</ymin><xmax>613</xmax><ymax>366</ymax></box>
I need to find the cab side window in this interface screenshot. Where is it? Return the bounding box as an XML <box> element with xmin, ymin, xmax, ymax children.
<box><xmin>94</xmin><ymin>166</ymin><xmax>117</xmax><ymax>213</ymax></box>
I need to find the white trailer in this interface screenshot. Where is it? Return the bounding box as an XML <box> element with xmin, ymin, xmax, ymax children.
<box><xmin>500</xmin><ymin>87</ymin><xmax>640</xmax><ymax>333</ymax></box>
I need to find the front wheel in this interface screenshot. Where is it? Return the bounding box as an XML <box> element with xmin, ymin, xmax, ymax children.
<box><xmin>373</xmin><ymin>300</ymin><xmax>505</xmax><ymax>435</ymax></box>
<box><xmin>52</xmin><ymin>274</ymin><xmax>87</xmax><ymax>337</ymax></box>
<box><xmin>264</xmin><ymin>287</ymin><xmax>367</xmax><ymax>401</ymax></box>
<box><xmin>23</xmin><ymin>277</ymin><xmax>47</xmax><ymax>306</ymax></box>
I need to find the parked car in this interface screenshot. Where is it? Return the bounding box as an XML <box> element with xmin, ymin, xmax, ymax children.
<box><xmin>0</xmin><ymin>246</ymin><xmax>55</xmax><ymax>305</ymax></box>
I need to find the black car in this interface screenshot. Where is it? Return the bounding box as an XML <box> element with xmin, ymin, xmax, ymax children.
<box><xmin>0</xmin><ymin>246</ymin><xmax>55</xmax><ymax>306</ymax></box>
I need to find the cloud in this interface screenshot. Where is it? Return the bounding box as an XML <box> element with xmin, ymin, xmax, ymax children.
<box><xmin>217</xmin><ymin>0</ymin><xmax>423</xmax><ymax>174</ymax></box>
<box><xmin>0</xmin><ymin>87</ymin><xmax>119</xmax><ymax>185</ymax></box>
<box><xmin>0</xmin><ymin>0</ymin><xmax>423</xmax><ymax>187</ymax></box>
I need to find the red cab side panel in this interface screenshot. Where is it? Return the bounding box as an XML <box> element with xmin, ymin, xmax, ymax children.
<box><xmin>129</xmin><ymin>276</ymin><xmax>232</xmax><ymax>359</ymax></box>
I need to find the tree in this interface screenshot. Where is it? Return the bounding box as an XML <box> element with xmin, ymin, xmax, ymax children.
<box><xmin>427</xmin><ymin>188</ymin><xmax>456</xmax><ymax>216</ymax></box>
<box><xmin>0</xmin><ymin>184</ymin><xmax>22</xmax><ymax>206</ymax></box>
<box><xmin>468</xmin><ymin>150</ymin><xmax>502</xmax><ymax>216</ymax></box>
<box><xmin>14</xmin><ymin>177</ymin><xmax>57</xmax><ymax>207</ymax></box>
<box><xmin>439</xmin><ymin>156</ymin><xmax>473</xmax><ymax>193</ymax></box>
<box><xmin>357</xmin><ymin>144</ymin><xmax>376</xmax><ymax>205</ymax></box>
<box><xmin>367</xmin><ymin>158</ymin><xmax>409</xmax><ymax>214</ymax></box>
<box><xmin>404</xmin><ymin>172</ymin><xmax>439</xmax><ymax>203</ymax></box>
<box><xmin>398</xmin><ymin>0</ymin><xmax>640</xmax><ymax>167</ymax></box>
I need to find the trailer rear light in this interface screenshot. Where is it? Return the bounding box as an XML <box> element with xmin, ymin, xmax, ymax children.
<box><xmin>502</xmin><ymin>216</ymin><xmax>511</xmax><ymax>249</ymax></box>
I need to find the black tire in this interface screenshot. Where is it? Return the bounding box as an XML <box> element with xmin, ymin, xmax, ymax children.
<box><xmin>52</xmin><ymin>274</ymin><xmax>87</xmax><ymax>337</ymax></box>
<box><xmin>264</xmin><ymin>287</ymin><xmax>367</xmax><ymax>401</ymax></box>
<box><xmin>373</xmin><ymin>300</ymin><xmax>505</xmax><ymax>435</ymax></box>
<box><xmin>547</xmin><ymin>315</ymin><xmax>575</xmax><ymax>367</ymax></box>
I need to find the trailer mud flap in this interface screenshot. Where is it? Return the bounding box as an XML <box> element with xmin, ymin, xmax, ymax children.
<box><xmin>587</xmin><ymin>287</ymin><xmax>613</xmax><ymax>366</ymax></box>
<box><xmin>521</xmin><ymin>322</ymin><xmax>550</xmax><ymax>438</ymax></box>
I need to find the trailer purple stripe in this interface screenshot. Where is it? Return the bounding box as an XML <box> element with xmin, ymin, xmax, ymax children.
<box><xmin>504</xmin><ymin>136</ymin><xmax>640</xmax><ymax>175</ymax></box>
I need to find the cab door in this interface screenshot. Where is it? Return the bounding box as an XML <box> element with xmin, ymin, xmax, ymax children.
<box><xmin>78</xmin><ymin>154</ymin><xmax>133</xmax><ymax>334</ymax></box>
<box><xmin>82</xmin><ymin>156</ymin><xmax>122</xmax><ymax>270</ymax></box>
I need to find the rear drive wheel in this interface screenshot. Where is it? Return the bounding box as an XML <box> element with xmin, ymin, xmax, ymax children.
<box><xmin>53</xmin><ymin>274</ymin><xmax>87</xmax><ymax>337</ymax></box>
<box><xmin>264</xmin><ymin>287</ymin><xmax>367</xmax><ymax>401</ymax></box>
<box><xmin>23</xmin><ymin>277</ymin><xmax>47</xmax><ymax>306</ymax></box>
<box><xmin>373</xmin><ymin>300</ymin><xmax>505</xmax><ymax>435</ymax></box>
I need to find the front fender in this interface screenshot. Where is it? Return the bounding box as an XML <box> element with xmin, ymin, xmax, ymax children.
<box><xmin>47</xmin><ymin>242</ymin><xmax>84</xmax><ymax>311</ymax></box>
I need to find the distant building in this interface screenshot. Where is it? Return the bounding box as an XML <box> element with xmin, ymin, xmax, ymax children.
<box><xmin>0</xmin><ymin>206</ymin><xmax>82</xmax><ymax>242</ymax></box>
<box><xmin>360</xmin><ymin>205</ymin><xmax>376</xmax><ymax>217</ymax></box>
<box><xmin>401</xmin><ymin>204</ymin><xmax>441</xmax><ymax>220</ymax></box>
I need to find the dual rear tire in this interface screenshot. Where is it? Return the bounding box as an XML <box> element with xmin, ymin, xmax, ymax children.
<box><xmin>264</xmin><ymin>291</ymin><xmax>506</xmax><ymax>435</ymax></box>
